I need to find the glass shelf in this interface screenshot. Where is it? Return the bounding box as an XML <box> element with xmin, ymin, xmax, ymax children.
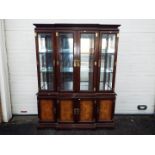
<box><xmin>40</xmin><ymin>67</ymin><xmax>53</xmax><ymax>72</ymax></box>
<box><xmin>61</xmin><ymin>67</ymin><xmax>73</xmax><ymax>72</ymax></box>
<box><xmin>60</xmin><ymin>49</ymin><xmax>73</xmax><ymax>53</ymax></box>
<box><xmin>39</xmin><ymin>50</ymin><xmax>53</xmax><ymax>53</ymax></box>
<box><xmin>101</xmin><ymin>51</ymin><xmax>114</xmax><ymax>54</ymax></box>
<box><xmin>100</xmin><ymin>68</ymin><xmax>113</xmax><ymax>73</ymax></box>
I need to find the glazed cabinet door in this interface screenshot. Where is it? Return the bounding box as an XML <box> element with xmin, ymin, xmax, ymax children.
<box><xmin>37</xmin><ymin>33</ymin><xmax>56</xmax><ymax>91</ymax></box>
<box><xmin>77</xmin><ymin>99</ymin><xmax>95</xmax><ymax>122</ymax></box>
<box><xmin>98</xmin><ymin>33</ymin><xmax>117</xmax><ymax>91</ymax></box>
<box><xmin>97</xmin><ymin>100</ymin><xmax>114</xmax><ymax>121</ymax></box>
<box><xmin>39</xmin><ymin>99</ymin><xmax>56</xmax><ymax>122</ymax></box>
<box><xmin>58</xmin><ymin>99</ymin><xmax>75</xmax><ymax>123</ymax></box>
<box><xmin>79</xmin><ymin>32</ymin><xmax>98</xmax><ymax>92</ymax></box>
<box><xmin>57</xmin><ymin>32</ymin><xmax>75</xmax><ymax>92</ymax></box>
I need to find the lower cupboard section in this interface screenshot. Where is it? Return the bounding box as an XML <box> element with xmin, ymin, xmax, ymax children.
<box><xmin>38</xmin><ymin>98</ymin><xmax>115</xmax><ymax>128</ymax></box>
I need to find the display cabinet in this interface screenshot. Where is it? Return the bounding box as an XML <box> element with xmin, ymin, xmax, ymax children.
<box><xmin>34</xmin><ymin>24</ymin><xmax>120</xmax><ymax>128</ymax></box>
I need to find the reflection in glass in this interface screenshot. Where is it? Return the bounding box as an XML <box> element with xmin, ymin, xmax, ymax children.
<box><xmin>99</xmin><ymin>34</ymin><xmax>116</xmax><ymax>91</ymax></box>
<box><xmin>80</xmin><ymin>33</ymin><xmax>95</xmax><ymax>91</ymax></box>
<box><xmin>59</xmin><ymin>33</ymin><xmax>73</xmax><ymax>91</ymax></box>
<box><xmin>38</xmin><ymin>33</ymin><xmax>54</xmax><ymax>90</ymax></box>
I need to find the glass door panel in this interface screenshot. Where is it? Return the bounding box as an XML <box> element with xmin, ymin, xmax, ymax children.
<box><xmin>80</xmin><ymin>33</ymin><xmax>95</xmax><ymax>91</ymax></box>
<box><xmin>59</xmin><ymin>33</ymin><xmax>74</xmax><ymax>91</ymax></box>
<box><xmin>38</xmin><ymin>33</ymin><xmax>54</xmax><ymax>90</ymax></box>
<box><xmin>99</xmin><ymin>34</ymin><xmax>116</xmax><ymax>91</ymax></box>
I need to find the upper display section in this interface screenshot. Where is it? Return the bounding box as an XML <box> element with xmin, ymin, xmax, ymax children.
<box><xmin>35</xmin><ymin>24</ymin><xmax>120</xmax><ymax>92</ymax></box>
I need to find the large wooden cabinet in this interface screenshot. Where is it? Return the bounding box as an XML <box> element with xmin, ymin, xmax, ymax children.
<box><xmin>34</xmin><ymin>24</ymin><xmax>120</xmax><ymax>128</ymax></box>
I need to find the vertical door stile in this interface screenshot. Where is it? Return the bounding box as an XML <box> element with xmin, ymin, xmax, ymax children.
<box><xmin>55</xmin><ymin>31</ymin><xmax>60</xmax><ymax>92</ymax></box>
<box><xmin>76</xmin><ymin>31</ymin><xmax>80</xmax><ymax>92</ymax></box>
<box><xmin>94</xmin><ymin>31</ymin><xmax>100</xmax><ymax>92</ymax></box>
<box><xmin>97</xmin><ymin>32</ymin><xmax>102</xmax><ymax>92</ymax></box>
<box><xmin>73</xmin><ymin>31</ymin><xmax>78</xmax><ymax>92</ymax></box>
<box><xmin>52</xmin><ymin>31</ymin><xmax>56</xmax><ymax>92</ymax></box>
<box><xmin>112</xmin><ymin>33</ymin><xmax>119</xmax><ymax>91</ymax></box>
<box><xmin>35</xmin><ymin>32</ymin><xmax>41</xmax><ymax>91</ymax></box>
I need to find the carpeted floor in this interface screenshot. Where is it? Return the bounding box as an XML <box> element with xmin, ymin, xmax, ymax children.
<box><xmin>0</xmin><ymin>115</ymin><xmax>155</xmax><ymax>135</ymax></box>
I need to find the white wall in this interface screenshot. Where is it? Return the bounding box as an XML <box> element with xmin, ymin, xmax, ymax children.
<box><xmin>0</xmin><ymin>20</ymin><xmax>12</xmax><ymax>121</ymax></box>
<box><xmin>4</xmin><ymin>19</ymin><xmax>155</xmax><ymax>114</ymax></box>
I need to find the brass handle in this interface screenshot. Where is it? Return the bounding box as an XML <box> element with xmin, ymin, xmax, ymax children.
<box><xmin>76</xmin><ymin>60</ymin><xmax>80</xmax><ymax>67</ymax></box>
<box><xmin>74</xmin><ymin>60</ymin><xmax>80</xmax><ymax>67</ymax></box>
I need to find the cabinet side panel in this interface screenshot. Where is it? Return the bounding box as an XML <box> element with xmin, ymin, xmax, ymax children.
<box><xmin>40</xmin><ymin>100</ymin><xmax>55</xmax><ymax>121</ymax></box>
<box><xmin>79</xmin><ymin>100</ymin><xmax>94</xmax><ymax>122</ymax></box>
<box><xmin>99</xmin><ymin>100</ymin><xmax>113</xmax><ymax>121</ymax></box>
<box><xmin>59</xmin><ymin>100</ymin><xmax>74</xmax><ymax>122</ymax></box>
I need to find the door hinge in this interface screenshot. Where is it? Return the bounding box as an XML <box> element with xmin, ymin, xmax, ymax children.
<box><xmin>94</xmin><ymin>87</ymin><xmax>96</xmax><ymax>91</ymax></box>
<box><xmin>94</xmin><ymin>61</ymin><xmax>97</xmax><ymax>66</ymax></box>
<box><xmin>96</xmin><ymin>32</ymin><xmax>98</xmax><ymax>37</ymax></box>
<box><xmin>56</xmin><ymin>32</ymin><xmax>59</xmax><ymax>37</ymax></box>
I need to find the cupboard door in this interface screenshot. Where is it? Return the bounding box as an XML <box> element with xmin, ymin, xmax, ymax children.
<box><xmin>99</xmin><ymin>33</ymin><xmax>116</xmax><ymax>91</ymax></box>
<box><xmin>38</xmin><ymin>33</ymin><xmax>55</xmax><ymax>91</ymax></box>
<box><xmin>58</xmin><ymin>32</ymin><xmax>74</xmax><ymax>91</ymax></box>
<box><xmin>78</xmin><ymin>100</ymin><xmax>94</xmax><ymax>122</ymax></box>
<box><xmin>79</xmin><ymin>33</ymin><xmax>96</xmax><ymax>91</ymax></box>
<box><xmin>98</xmin><ymin>100</ymin><xmax>113</xmax><ymax>121</ymax></box>
<box><xmin>39</xmin><ymin>100</ymin><xmax>55</xmax><ymax>122</ymax></box>
<box><xmin>59</xmin><ymin>100</ymin><xmax>74</xmax><ymax>122</ymax></box>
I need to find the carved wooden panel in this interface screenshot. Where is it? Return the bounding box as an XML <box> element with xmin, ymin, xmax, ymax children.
<box><xmin>59</xmin><ymin>100</ymin><xmax>74</xmax><ymax>122</ymax></box>
<box><xmin>79</xmin><ymin>100</ymin><xmax>94</xmax><ymax>122</ymax></box>
<box><xmin>40</xmin><ymin>100</ymin><xmax>55</xmax><ymax>121</ymax></box>
<box><xmin>98</xmin><ymin>100</ymin><xmax>113</xmax><ymax>121</ymax></box>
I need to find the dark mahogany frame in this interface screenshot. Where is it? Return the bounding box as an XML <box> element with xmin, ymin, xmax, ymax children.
<box><xmin>34</xmin><ymin>24</ymin><xmax>120</xmax><ymax>129</ymax></box>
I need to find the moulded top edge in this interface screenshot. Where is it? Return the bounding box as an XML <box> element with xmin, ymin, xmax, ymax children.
<box><xmin>33</xmin><ymin>23</ymin><xmax>121</xmax><ymax>28</ymax></box>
